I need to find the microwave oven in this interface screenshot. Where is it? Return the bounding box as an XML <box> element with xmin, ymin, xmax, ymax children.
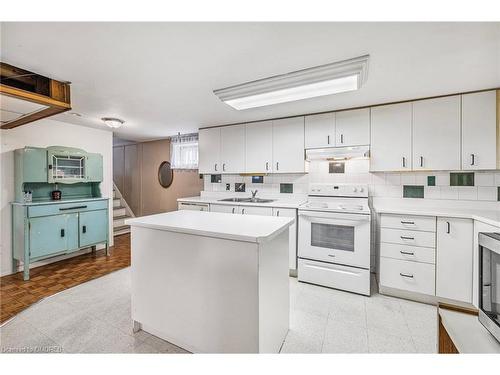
<box><xmin>478</xmin><ymin>232</ymin><xmax>500</xmax><ymax>343</ymax></box>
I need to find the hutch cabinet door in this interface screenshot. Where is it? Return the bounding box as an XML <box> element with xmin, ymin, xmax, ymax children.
<box><xmin>20</xmin><ymin>147</ymin><xmax>48</xmax><ymax>182</ymax></box>
<box><xmin>29</xmin><ymin>214</ymin><xmax>77</xmax><ymax>258</ymax></box>
<box><xmin>86</xmin><ymin>153</ymin><xmax>103</xmax><ymax>181</ymax></box>
<box><xmin>79</xmin><ymin>209</ymin><xmax>108</xmax><ymax>247</ymax></box>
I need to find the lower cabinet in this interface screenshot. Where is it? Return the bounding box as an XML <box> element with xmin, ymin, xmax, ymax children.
<box><xmin>209</xmin><ymin>203</ymin><xmax>297</xmax><ymax>272</ymax></box>
<box><xmin>29</xmin><ymin>213</ymin><xmax>79</xmax><ymax>258</ymax></box>
<box><xmin>379</xmin><ymin>213</ymin><xmax>474</xmax><ymax>305</ymax></box>
<box><xmin>12</xmin><ymin>199</ymin><xmax>109</xmax><ymax>280</ymax></box>
<box><xmin>436</xmin><ymin>217</ymin><xmax>473</xmax><ymax>303</ymax></box>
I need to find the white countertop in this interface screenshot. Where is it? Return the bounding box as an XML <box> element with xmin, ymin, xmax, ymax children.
<box><xmin>439</xmin><ymin>308</ymin><xmax>500</xmax><ymax>353</ymax></box>
<box><xmin>178</xmin><ymin>195</ymin><xmax>306</xmax><ymax>209</ymax></box>
<box><xmin>126</xmin><ymin>210</ymin><xmax>294</xmax><ymax>243</ymax></box>
<box><xmin>372</xmin><ymin>198</ymin><xmax>500</xmax><ymax>227</ymax></box>
<box><xmin>12</xmin><ymin>197</ymin><xmax>109</xmax><ymax>206</ymax></box>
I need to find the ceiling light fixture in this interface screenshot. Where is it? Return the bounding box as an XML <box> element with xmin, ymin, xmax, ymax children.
<box><xmin>213</xmin><ymin>54</ymin><xmax>369</xmax><ymax>110</ymax></box>
<box><xmin>101</xmin><ymin>117</ymin><xmax>125</xmax><ymax>129</ymax></box>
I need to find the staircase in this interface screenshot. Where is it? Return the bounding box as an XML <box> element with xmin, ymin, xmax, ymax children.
<box><xmin>112</xmin><ymin>183</ymin><xmax>134</xmax><ymax>236</ymax></box>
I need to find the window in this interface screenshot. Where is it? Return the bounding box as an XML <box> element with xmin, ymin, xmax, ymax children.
<box><xmin>170</xmin><ymin>133</ymin><xmax>199</xmax><ymax>169</ymax></box>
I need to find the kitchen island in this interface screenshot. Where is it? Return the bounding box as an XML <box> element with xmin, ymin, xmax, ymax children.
<box><xmin>126</xmin><ymin>210</ymin><xmax>293</xmax><ymax>353</ymax></box>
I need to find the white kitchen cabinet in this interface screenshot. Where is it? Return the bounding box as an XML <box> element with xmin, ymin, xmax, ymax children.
<box><xmin>370</xmin><ymin>103</ymin><xmax>412</xmax><ymax>171</ymax></box>
<box><xmin>239</xmin><ymin>206</ymin><xmax>273</xmax><ymax>216</ymax></box>
<box><xmin>412</xmin><ymin>96</ymin><xmax>461</xmax><ymax>170</ymax></box>
<box><xmin>210</xmin><ymin>204</ymin><xmax>237</xmax><ymax>214</ymax></box>
<box><xmin>273</xmin><ymin>208</ymin><xmax>297</xmax><ymax>271</ymax></box>
<box><xmin>245</xmin><ymin>121</ymin><xmax>273</xmax><ymax>173</ymax></box>
<box><xmin>436</xmin><ymin>217</ymin><xmax>473</xmax><ymax>303</ymax></box>
<box><xmin>461</xmin><ymin>90</ymin><xmax>497</xmax><ymax>170</ymax></box>
<box><xmin>198</xmin><ymin>127</ymin><xmax>221</xmax><ymax>174</ymax></box>
<box><xmin>304</xmin><ymin>113</ymin><xmax>335</xmax><ymax>149</ymax></box>
<box><xmin>272</xmin><ymin>117</ymin><xmax>305</xmax><ymax>173</ymax></box>
<box><xmin>335</xmin><ymin>108</ymin><xmax>370</xmax><ymax>147</ymax></box>
<box><xmin>220</xmin><ymin>124</ymin><xmax>245</xmax><ymax>173</ymax></box>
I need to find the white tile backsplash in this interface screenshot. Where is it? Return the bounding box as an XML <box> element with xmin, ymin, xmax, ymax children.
<box><xmin>202</xmin><ymin>159</ymin><xmax>499</xmax><ymax>202</ymax></box>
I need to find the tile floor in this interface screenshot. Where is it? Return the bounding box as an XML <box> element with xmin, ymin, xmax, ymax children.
<box><xmin>0</xmin><ymin>268</ymin><xmax>437</xmax><ymax>353</ymax></box>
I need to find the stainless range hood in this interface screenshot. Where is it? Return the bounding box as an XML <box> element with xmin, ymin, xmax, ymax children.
<box><xmin>305</xmin><ymin>145</ymin><xmax>370</xmax><ymax>161</ymax></box>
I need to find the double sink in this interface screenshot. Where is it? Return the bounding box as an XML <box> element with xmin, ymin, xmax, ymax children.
<box><xmin>218</xmin><ymin>197</ymin><xmax>275</xmax><ymax>203</ymax></box>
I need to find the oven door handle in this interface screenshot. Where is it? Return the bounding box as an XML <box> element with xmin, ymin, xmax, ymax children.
<box><xmin>298</xmin><ymin>210</ymin><xmax>370</xmax><ymax>222</ymax></box>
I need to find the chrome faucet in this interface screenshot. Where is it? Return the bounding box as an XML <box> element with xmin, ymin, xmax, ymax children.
<box><xmin>251</xmin><ymin>190</ymin><xmax>258</xmax><ymax>199</ymax></box>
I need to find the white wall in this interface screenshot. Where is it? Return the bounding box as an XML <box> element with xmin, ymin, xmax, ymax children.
<box><xmin>0</xmin><ymin>118</ymin><xmax>114</xmax><ymax>276</ymax></box>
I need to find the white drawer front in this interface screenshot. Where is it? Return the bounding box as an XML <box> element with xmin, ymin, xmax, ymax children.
<box><xmin>380</xmin><ymin>214</ymin><xmax>436</xmax><ymax>232</ymax></box>
<box><xmin>380</xmin><ymin>242</ymin><xmax>435</xmax><ymax>264</ymax></box>
<box><xmin>380</xmin><ymin>257</ymin><xmax>435</xmax><ymax>296</ymax></box>
<box><xmin>298</xmin><ymin>258</ymin><xmax>370</xmax><ymax>296</ymax></box>
<box><xmin>380</xmin><ymin>228</ymin><xmax>436</xmax><ymax>248</ymax></box>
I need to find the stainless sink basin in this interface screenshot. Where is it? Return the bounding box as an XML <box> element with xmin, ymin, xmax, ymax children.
<box><xmin>218</xmin><ymin>197</ymin><xmax>275</xmax><ymax>203</ymax></box>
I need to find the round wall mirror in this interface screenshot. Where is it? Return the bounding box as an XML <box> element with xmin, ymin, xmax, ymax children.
<box><xmin>158</xmin><ymin>161</ymin><xmax>173</xmax><ymax>188</ymax></box>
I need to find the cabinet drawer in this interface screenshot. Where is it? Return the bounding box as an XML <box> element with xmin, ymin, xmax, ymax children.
<box><xmin>380</xmin><ymin>242</ymin><xmax>435</xmax><ymax>264</ymax></box>
<box><xmin>380</xmin><ymin>228</ymin><xmax>435</xmax><ymax>248</ymax></box>
<box><xmin>380</xmin><ymin>214</ymin><xmax>436</xmax><ymax>232</ymax></box>
<box><xmin>380</xmin><ymin>257</ymin><xmax>435</xmax><ymax>296</ymax></box>
<box><xmin>28</xmin><ymin>200</ymin><xmax>108</xmax><ymax>218</ymax></box>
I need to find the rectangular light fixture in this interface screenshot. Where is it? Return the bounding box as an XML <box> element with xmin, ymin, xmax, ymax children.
<box><xmin>214</xmin><ymin>54</ymin><xmax>369</xmax><ymax>110</ymax></box>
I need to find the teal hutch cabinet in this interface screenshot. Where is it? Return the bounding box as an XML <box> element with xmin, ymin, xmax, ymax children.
<box><xmin>12</xmin><ymin>146</ymin><xmax>109</xmax><ymax>280</ymax></box>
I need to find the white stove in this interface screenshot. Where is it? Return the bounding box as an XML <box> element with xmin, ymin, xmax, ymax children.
<box><xmin>297</xmin><ymin>183</ymin><xmax>371</xmax><ymax>296</ymax></box>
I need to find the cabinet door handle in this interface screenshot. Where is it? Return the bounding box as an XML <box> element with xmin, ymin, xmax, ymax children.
<box><xmin>60</xmin><ymin>229</ymin><xmax>65</xmax><ymax>237</ymax></box>
<box><xmin>446</xmin><ymin>221</ymin><xmax>450</xmax><ymax>234</ymax></box>
<box><xmin>402</xmin><ymin>157</ymin><xmax>406</xmax><ymax>168</ymax></box>
<box><xmin>400</xmin><ymin>251</ymin><xmax>415</xmax><ymax>256</ymax></box>
<box><xmin>276</xmin><ymin>210</ymin><xmax>280</xmax><ymax>217</ymax></box>
<box><xmin>59</xmin><ymin>205</ymin><xmax>87</xmax><ymax>211</ymax></box>
<box><xmin>242</xmin><ymin>208</ymin><xmax>245</xmax><ymax>215</ymax></box>
<box><xmin>400</xmin><ymin>221</ymin><xmax>415</xmax><ymax>225</ymax></box>
<box><xmin>82</xmin><ymin>225</ymin><xmax>87</xmax><ymax>234</ymax></box>
<box><xmin>400</xmin><ymin>236</ymin><xmax>414</xmax><ymax>240</ymax></box>
<box><xmin>232</xmin><ymin>207</ymin><xmax>235</xmax><ymax>214</ymax></box>
<box><xmin>340</xmin><ymin>134</ymin><xmax>344</xmax><ymax>144</ymax></box>
<box><xmin>214</xmin><ymin>163</ymin><xmax>217</xmax><ymax>171</ymax></box>
<box><xmin>420</xmin><ymin>156</ymin><xmax>423</xmax><ymax>167</ymax></box>
<box><xmin>327</xmin><ymin>135</ymin><xmax>330</xmax><ymax>145</ymax></box>
<box><xmin>266</xmin><ymin>162</ymin><xmax>269</xmax><ymax>171</ymax></box>
<box><xmin>276</xmin><ymin>162</ymin><xmax>279</xmax><ymax>171</ymax></box>
<box><xmin>400</xmin><ymin>273</ymin><xmax>414</xmax><ymax>278</ymax></box>
<box><xmin>470</xmin><ymin>154</ymin><xmax>475</xmax><ymax>166</ymax></box>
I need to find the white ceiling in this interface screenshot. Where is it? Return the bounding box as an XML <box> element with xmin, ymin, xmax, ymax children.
<box><xmin>1</xmin><ymin>22</ymin><xmax>499</xmax><ymax>141</ymax></box>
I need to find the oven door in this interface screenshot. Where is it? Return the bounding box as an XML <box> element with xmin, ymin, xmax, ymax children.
<box><xmin>298</xmin><ymin>210</ymin><xmax>370</xmax><ymax>269</ymax></box>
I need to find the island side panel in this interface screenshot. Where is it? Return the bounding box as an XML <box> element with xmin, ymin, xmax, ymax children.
<box><xmin>130</xmin><ymin>226</ymin><xmax>260</xmax><ymax>353</ymax></box>
<box><xmin>258</xmin><ymin>228</ymin><xmax>290</xmax><ymax>353</ymax></box>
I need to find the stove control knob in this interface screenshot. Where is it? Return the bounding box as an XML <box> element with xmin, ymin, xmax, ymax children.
<box><xmin>353</xmin><ymin>188</ymin><xmax>358</xmax><ymax>192</ymax></box>
<box><xmin>359</xmin><ymin>187</ymin><xmax>364</xmax><ymax>192</ymax></box>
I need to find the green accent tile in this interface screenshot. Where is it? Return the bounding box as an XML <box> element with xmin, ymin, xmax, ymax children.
<box><xmin>427</xmin><ymin>176</ymin><xmax>436</xmax><ymax>186</ymax></box>
<box><xmin>280</xmin><ymin>183</ymin><xmax>293</xmax><ymax>194</ymax></box>
<box><xmin>450</xmin><ymin>172</ymin><xmax>474</xmax><ymax>186</ymax></box>
<box><xmin>403</xmin><ymin>185</ymin><xmax>424</xmax><ymax>198</ymax></box>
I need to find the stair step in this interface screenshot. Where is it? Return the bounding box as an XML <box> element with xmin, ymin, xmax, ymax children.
<box><xmin>113</xmin><ymin>199</ymin><xmax>121</xmax><ymax>208</ymax></box>
<box><xmin>114</xmin><ymin>225</ymin><xmax>130</xmax><ymax>236</ymax></box>
<box><xmin>113</xmin><ymin>207</ymin><xmax>126</xmax><ymax>217</ymax></box>
<box><xmin>113</xmin><ymin>217</ymin><xmax>128</xmax><ymax>228</ymax></box>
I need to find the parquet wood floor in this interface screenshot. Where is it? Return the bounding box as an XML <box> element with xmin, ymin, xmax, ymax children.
<box><xmin>0</xmin><ymin>234</ymin><xmax>131</xmax><ymax>324</ymax></box>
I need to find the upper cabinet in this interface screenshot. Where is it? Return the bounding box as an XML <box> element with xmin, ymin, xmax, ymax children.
<box><xmin>220</xmin><ymin>124</ymin><xmax>245</xmax><ymax>173</ymax></box>
<box><xmin>86</xmin><ymin>153</ymin><xmax>104</xmax><ymax>182</ymax></box>
<box><xmin>461</xmin><ymin>91</ymin><xmax>497</xmax><ymax>170</ymax></box>
<box><xmin>335</xmin><ymin>108</ymin><xmax>370</xmax><ymax>147</ymax></box>
<box><xmin>246</xmin><ymin>121</ymin><xmax>273</xmax><ymax>173</ymax></box>
<box><xmin>198</xmin><ymin>127</ymin><xmax>221</xmax><ymax>174</ymax></box>
<box><xmin>412</xmin><ymin>95</ymin><xmax>461</xmax><ymax>171</ymax></box>
<box><xmin>305</xmin><ymin>113</ymin><xmax>335</xmax><ymax>149</ymax></box>
<box><xmin>370</xmin><ymin>103</ymin><xmax>412</xmax><ymax>172</ymax></box>
<box><xmin>272</xmin><ymin>117</ymin><xmax>305</xmax><ymax>173</ymax></box>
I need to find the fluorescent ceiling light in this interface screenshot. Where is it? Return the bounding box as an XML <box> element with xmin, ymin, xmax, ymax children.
<box><xmin>214</xmin><ymin>55</ymin><xmax>369</xmax><ymax>110</ymax></box>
